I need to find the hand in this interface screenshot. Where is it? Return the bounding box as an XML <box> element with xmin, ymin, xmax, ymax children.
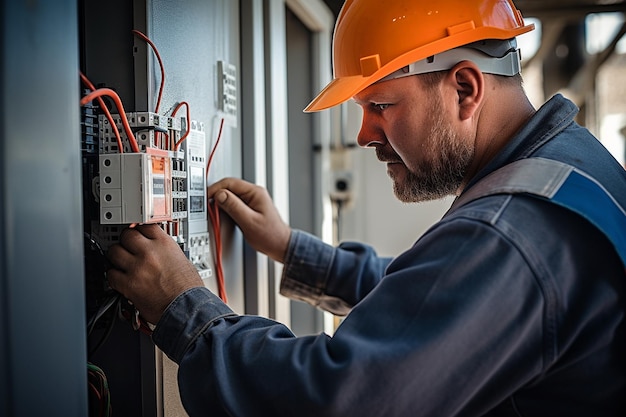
<box><xmin>106</xmin><ymin>224</ymin><xmax>204</xmax><ymax>324</ymax></box>
<box><xmin>207</xmin><ymin>178</ymin><xmax>291</xmax><ymax>263</ymax></box>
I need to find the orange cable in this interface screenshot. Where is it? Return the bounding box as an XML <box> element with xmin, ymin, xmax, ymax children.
<box><xmin>79</xmin><ymin>72</ymin><xmax>124</xmax><ymax>153</ymax></box>
<box><xmin>80</xmin><ymin>88</ymin><xmax>140</xmax><ymax>153</ymax></box>
<box><xmin>171</xmin><ymin>101</ymin><xmax>191</xmax><ymax>151</ymax></box>
<box><xmin>207</xmin><ymin>118</ymin><xmax>227</xmax><ymax>302</ymax></box>
<box><xmin>207</xmin><ymin>118</ymin><xmax>225</xmax><ymax>172</ymax></box>
<box><xmin>208</xmin><ymin>201</ymin><xmax>227</xmax><ymax>302</ymax></box>
<box><xmin>131</xmin><ymin>29</ymin><xmax>165</xmax><ymax>114</ymax></box>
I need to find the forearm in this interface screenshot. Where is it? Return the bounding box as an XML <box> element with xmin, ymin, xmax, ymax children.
<box><xmin>280</xmin><ymin>230</ymin><xmax>393</xmax><ymax>315</ymax></box>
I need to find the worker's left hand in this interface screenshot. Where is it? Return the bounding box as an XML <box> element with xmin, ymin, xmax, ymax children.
<box><xmin>207</xmin><ymin>177</ymin><xmax>291</xmax><ymax>263</ymax></box>
<box><xmin>106</xmin><ymin>224</ymin><xmax>204</xmax><ymax>325</ymax></box>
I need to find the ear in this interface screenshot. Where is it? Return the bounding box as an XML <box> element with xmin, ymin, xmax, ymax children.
<box><xmin>446</xmin><ymin>61</ymin><xmax>484</xmax><ymax>121</ymax></box>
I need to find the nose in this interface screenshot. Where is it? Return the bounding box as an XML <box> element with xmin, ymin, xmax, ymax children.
<box><xmin>356</xmin><ymin>113</ymin><xmax>386</xmax><ymax>148</ymax></box>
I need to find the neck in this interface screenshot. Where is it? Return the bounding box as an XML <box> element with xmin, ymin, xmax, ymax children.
<box><xmin>459</xmin><ymin>84</ymin><xmax>536</xmax><ymax>193</ymax></box>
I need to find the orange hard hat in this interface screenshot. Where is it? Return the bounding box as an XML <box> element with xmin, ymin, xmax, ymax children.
<box><xmin>305</xmin><ymin>0</ymin><xmax>535</xmax><ymax>112</ymax></box>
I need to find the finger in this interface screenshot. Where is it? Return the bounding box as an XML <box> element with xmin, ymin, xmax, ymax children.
<box><xmin>105</xmin><ymin>267</ymin><xmax>128</xmax><ymax>294</ymax></box>
<box><xmin>117</xmin><ymin>227</ymin><xmax>146</xmax><ymax>255</ymax></box>
<box><xmin>213</xmin><ymin>189</ymin><xmax>262</xmax><ymax>227</ymax></box>
<box><xmin>118</xmin><ymin>224</ymin><xmax>165</xmax><ymax>254</ymax></box>
<box><xmin>207</xmin><ymin>177</ymin><xmax>238</xmax><ymax>199</ymax></box>
<box><xmin>133</xmin><ymin>223</ymin><xmax>167</xmax><ymax>240</ymax></box>
<box><xmin>208</xmin><ymin>177</ymin><xmax>263</xmax><ymax>206</ymax></box>
<box><xmin>106</xmin><ymin>243</ymin><xmax>135</xmax><ymax>271</ymax></box>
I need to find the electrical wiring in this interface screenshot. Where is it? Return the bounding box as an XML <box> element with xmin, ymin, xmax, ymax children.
<box><xmin>131</xmin><ymin>29</ymin><xmax>170</xmax><ymax>152</ymax></box>
<box><xmin>207</xmin><ymin>210</ymin><xmax>225</xmax><ymax>302</ymax></box>
<box><xmin>79</xmin><ymin>72</ymin><xmax>124</xmax><ymax>153</ymax></box>
<box><xmin>208</xmin><ymin>200</ymin><xmax>227</xmax><ymax>302</ymax></box>
<box><xmin>88</xmin><ymin>295</ymin><xmax>121</xmax><ymax>357</ymax></box>
<box><xmin>131</xmin><ymin>29</ymin><xmax>165</xmax><ymax>114</ymax></box>
<box><xmin>88</xmin><ymin>309</ymin><xmax>117</xmax><ymax>357</ymax></box>
<box><xmin>80</xmin><ymin>88</ymin><xmax>140</xmax><ymax>153</ymax></box>
<box><xmin>87</xmin><ymin>362</ymin><xmax>112</xmax><ymax>417</ymax></box>
<box><xmin>83</xmin><ymin>232</ymin><xmax>119</xmax><ymax>356</ymax></box>
<box><xmin>171</xmin><ymin>101</ymin><xmax>191</xmax><ymax>151</ymax></box>
<box><xmin>207</xmin><ymin>118</ymin><xmax>225</xmax><ymax>174</ymax></box>
<box><xmin>87</xmin><ymin>293</ymin><xmax>121</xmax><ymax>335</ymax></box>
<box><xmin>207</xmin><ymin>118</ymin><xmax>228</xmax><ymax>303</ymax></box>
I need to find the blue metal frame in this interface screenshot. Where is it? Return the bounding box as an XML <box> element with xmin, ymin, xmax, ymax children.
<box><xmin>0</xmin><ymin>0</ymin><xmax>88</xmax><ymax>415</ymax></box>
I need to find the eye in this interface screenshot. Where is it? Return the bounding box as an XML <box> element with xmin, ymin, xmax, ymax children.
<box><xmin>373</xmin><ymin>103</ymin><xmax>390</xmax><ymax>111</ymax></box>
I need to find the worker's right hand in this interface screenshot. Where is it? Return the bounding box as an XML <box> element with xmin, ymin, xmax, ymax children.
<box><xmin>207</xmin><ymin>178</ymin><xmax>292</xmax><ymax>263</ymax></box>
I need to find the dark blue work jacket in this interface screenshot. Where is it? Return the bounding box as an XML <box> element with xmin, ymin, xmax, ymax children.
<box><xmin>154</xmin><ymin>94</ymin><xmax>626</xmax><ymax>416</ymax></box>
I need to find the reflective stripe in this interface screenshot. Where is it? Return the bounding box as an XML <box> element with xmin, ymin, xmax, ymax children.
<box><xmin>450</xmin><ymin>157</ymin><xmax>626</xmax><ymax>268</ymax></box>
<box><xmin>551</xmin><ymin>169</ymin><xmax>626</xmax><ymax>266</ymax></box>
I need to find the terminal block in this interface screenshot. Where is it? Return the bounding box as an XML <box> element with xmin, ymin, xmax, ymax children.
<box><xmin>189</xmin><ymin>232</ymin><xmax>214</xmax><ymax>279</ymax></box>
<box><xmin>99</xmin><ymin>111</ymin><xmax>177</xmax><ymax>154</ymax></box>
<box><xmin>180</xmin><ymin>121</ymin><xmax>213</xmax><ymax>279</ymax></box>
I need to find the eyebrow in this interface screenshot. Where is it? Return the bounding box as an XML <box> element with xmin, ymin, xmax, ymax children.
<box><xmin>354</xmin><ymin>93</ymin><xmax>397</xmax><ymax>108</ymax></box>
<box><xmin>353</xmin><ymin>90</ymin><xmax>387</xmax><ymax>106</ymax></box>
<box><xmin>352</xmin><ymin>97</ymin><xmax>366</xmax><ymax>106</ymax></box>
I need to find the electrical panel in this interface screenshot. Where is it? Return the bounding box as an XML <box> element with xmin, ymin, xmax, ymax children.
<box><xmin>86</xmin><ymin>110</ymin><xmax>214</xmax><ymax>279</ymax></box>
<box><xmin>81</xmin><ymin>99</ymin><xmax>221</xmax><ymax>414</ymax></box>
<box><xmin>79</xmin><ymin>22</ymin><xmax>233</xmax><ymax>416</ymax></box>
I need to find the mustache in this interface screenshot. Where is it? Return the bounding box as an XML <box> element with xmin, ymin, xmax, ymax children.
<box><xmin>375</xmin><ymin>146</ymin><xmax>402</xmax><ymax>163</ymax></box>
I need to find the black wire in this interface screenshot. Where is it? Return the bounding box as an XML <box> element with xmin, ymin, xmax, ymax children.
<box><xmin>87</xmin><ymin>293</ymin><xmax>120</xmax><ymax>335</ymax></box>
<box><xmin>88</xmin><ymin>296</ymin><xmax>121</xmax><ymax>357</ymax></box>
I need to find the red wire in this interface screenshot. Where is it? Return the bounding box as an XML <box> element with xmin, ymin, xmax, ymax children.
<box><xmin>208</xmin><ymin>201</ymin><xmax>227</xmax><ymax>302</ymax></box>
<box><xmin>172</xmin><ymin>101</ymin><xmax>191</xmax><ymax>151</ymax></box>
<box><xmin>88</xmin><ymin>381</ymin><xmax>102</xmax><ymax>401</ymax></box>
<box><xmin>132</xmin><ymin>29</ymin><xmax>165</xmax><ymax>114</ymax></box>
<box><xmin>79</xmin><ymin>72</ymin><xmax>124</xmax><ymax>153</ymax></box>
<box><xmin>87</xmin><ymin>379</ymin><xmax>104</xmax><ymax>417</ymax></box>
<box><xmin>80</xmin><ymin>88</ymin><xmax>140</xmax><ymax>153</ymax></box>
<box><xmin>207</xmin><ymin>118</ymin><xmax>225</xmax><ymax>172</ymax></box>
<box><xmin>207</xmin><ymin>118</ymin><xmax>227</xmax><ymax>302</ymax></box>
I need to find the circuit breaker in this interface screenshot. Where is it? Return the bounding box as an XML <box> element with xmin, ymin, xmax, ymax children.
<box><xmin>99</xmin><ymin>151</ymin><xmax>172</xmax><ymax>224</ymax></box>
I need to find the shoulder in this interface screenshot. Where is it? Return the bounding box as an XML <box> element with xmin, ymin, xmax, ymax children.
<box><xmin>439</xmin><ymin>192</ymin><xmax>617</xmax><ymax>273</ymax></box>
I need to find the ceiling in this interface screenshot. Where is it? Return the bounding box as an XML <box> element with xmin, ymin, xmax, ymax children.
<box><xmin>322</xmin><ymin>0</ymin><xmax>626</xmax><ymax>20</ymax></box>
<box><xmin>516</xmin><ymin>0</ymin><xmax>626</xmax><ymax>19</ymax></box>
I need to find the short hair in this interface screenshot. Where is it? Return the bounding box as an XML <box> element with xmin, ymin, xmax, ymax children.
<box><xmin>418</xmin><ymin>70</ymin><xmax>524</xmax><ymax>89</ymax></box>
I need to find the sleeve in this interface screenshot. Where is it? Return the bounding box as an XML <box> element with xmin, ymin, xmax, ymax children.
<box><xmin>152</xmin><ymin>218</ymin><xmax>548</xmax><ymax>417</ymax></box>
<box><xmin>279</xmin><ymin>230</ymin><xmax>394</xmax><ymax>315</ymax></box>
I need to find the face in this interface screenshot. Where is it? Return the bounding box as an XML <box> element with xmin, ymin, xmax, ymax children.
<box><xmin>353</xmin><ymin>75</ymin><xmax>474</xmax><ymax>202</ymax></box>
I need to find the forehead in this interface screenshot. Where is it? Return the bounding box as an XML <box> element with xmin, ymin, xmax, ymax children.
<box><xmin>352</xmin><ymin>76</ymin><xmax>421</xmax><ymax>105</ymax></box>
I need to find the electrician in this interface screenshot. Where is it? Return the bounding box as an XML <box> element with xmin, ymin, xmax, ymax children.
<box><xmin>107</xmin><ymin>0</ymin><xmax>626</xmax><ymax>415</ymax></box>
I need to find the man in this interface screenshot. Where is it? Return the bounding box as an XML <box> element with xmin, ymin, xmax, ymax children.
<box><xmin>107</xmin><ymin>0</ymin><xmax>626</xmax><ymax>415</ymax></box>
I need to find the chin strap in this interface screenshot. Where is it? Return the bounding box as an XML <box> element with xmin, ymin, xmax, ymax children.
<box><xmin>449</xmin><ymin>157</ymin><xmax>626</xmax><ymax>270</ymax></box>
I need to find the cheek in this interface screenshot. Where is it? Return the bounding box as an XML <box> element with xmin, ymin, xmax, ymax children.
<box><xmin>388</xmin><ymin>123</ymin><xmax>423</xmax><ymax>162</ymax></box>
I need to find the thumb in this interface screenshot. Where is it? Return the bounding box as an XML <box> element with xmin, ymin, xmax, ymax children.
<box><xmin>213</xmin><ymin>187</ymin><xmax>291</xmax><ymax>263</ymax></box>
<box><xmin>214</xmin><ymin>189</ymin><xmax>257</xmax><ymax>227</ymax></box>
<box><xmin>214</xmin><ymin>189</ymin><xmax>229</xmax><ymax>205</ymax></box>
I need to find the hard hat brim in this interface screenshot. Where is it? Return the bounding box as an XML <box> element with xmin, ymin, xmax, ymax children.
<box><xmin>304</xmin><ymin>75</ymin><xmax>371</xmax><ymax>113</ymax></box>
